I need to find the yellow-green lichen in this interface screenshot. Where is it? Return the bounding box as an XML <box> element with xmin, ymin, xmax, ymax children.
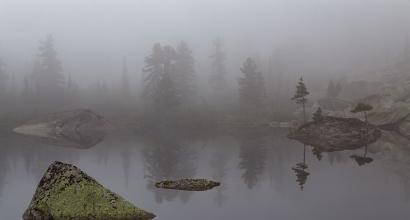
<box><xmin>23</xmin><ymin>161</ymin><xmax>155</xmax><ymax>220</ymax></box>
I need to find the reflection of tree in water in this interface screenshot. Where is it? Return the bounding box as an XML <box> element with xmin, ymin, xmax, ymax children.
<box><xmin>121</xmin><ymin>147</ymin><xmax>132</xmax><ymax>188</ymax></box>
<box><xmin>327</xmin><ymin>151</ymin><xmax>344</xmax><ymax>166</ymax></box>
<box><xmin>11</xmin><ymin>135</ymin><xmax>78</xmax><ymax>180</ymax></box>
<box><xmin>142</xmin><ymin>134</ymin><xmax>197</xmax><ymax>203</ymax></box>
<box><xmin>0</xmin><ymin>148</ymin><xmax>9</xmax><ymax>197</ymax></box>
<box><xmin>292</xmin><ymin>145</ymin><xmax>309</xmax><ymax>190</ymax></box>
<box><xmin>238</xmin><ymin>134</ymin><xmax>268</xmax><ymax>189</ymax></box>
<box><xmin>210</xmin><ymin>149</ymin><xmax>229</xmax><ymax>205</ymax></box>
<box><xmin>350</xmin><ymin>145</ymin><xmax>373</xmax><ymax>166</ymax></box>
<box><xmin>312</xmin><ymin>147</ymin><xmax>323</xmax><ymax>161</ymax></box>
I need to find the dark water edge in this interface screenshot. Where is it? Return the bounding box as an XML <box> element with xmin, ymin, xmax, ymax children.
<box><xmin>0</xmin><ymin>128</ymin><xmax>410</xmax><ymax>220</ymax></box>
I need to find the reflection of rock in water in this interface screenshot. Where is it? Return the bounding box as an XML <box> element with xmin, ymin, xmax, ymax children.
<box><xmin>141</xmin><ymin>134</ymin><xmax>197</xmax><ymax>203</ymax></box>
<box><xmin>13</xmin><ymin>109</ymin><xmax>112</xmax><ymax>149</ymax></box>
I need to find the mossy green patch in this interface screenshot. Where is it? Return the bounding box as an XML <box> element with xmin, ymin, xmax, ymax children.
<box><xmin>23</xmin><ymin>161</ymin><xmax>155</xmax><ymax>220</ymax></box>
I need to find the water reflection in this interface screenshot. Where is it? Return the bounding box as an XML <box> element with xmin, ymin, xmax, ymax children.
<box><xmin>237</xmin><ymin>132</ymin><xmax>268</xmax><ymax>189</ymax></box>
<box><xmin>141</xmin><ymin>132</ymin><xmax>197</xmax><ymax>203</ymax></box>
<box><xmin>210</xmin><ymin>149</ymin><xmax>229</xmax><ymax>205</ymax></box>
<box><xmin>292</xmin><ymin>144</ymin><xmax>309</xmax><ymax>190</ymax></box>
<box><xmin>350</xmin><ymin>145</ymin><xmax>373</xmax><ymax>166</ymax></box>
<box><xmin>1</xmin><ymin>129</ymin><xmax>410</xmax><ymax>219</ymax></box>
<box><xmin>16</xmin><ymin>130</ymin><xmax>105</xmax><ymax>149</ymax></box>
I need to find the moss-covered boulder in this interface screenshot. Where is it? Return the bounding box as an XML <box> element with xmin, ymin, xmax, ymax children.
<box><xmin>288</xmin><ymin>116</ymin><xmax>381</xmax><ymax>151</ymax></box>
<box><xmin>23</xmin><ymin>161</ymin><xmax>155</xmax><ymax>220</ymax></box>
<box><xmin>155</xmin><ymin>179</ymin><xmax>220</xmax><ymax>191</ymax></box>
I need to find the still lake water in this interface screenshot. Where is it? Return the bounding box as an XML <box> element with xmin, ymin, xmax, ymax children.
<box><xmin>1</xmin><ymin>128</ymin><xmax>410</xmax><ymax>220</ymax></box>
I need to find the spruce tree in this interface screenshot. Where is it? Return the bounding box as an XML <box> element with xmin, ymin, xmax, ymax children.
<box><xmin>238</xmin><ymin>57</ymin><xmax>266</xmax><ymax>117</ymax></box>
<box><xmin>312</xmin><ymin>107</ymin><xmax>323</xmax><ymax>123</ymax></box>
<box><xmin>175</xmin><ymin>41</ymin><xmax>195</xmax><ymax>102</ymax></box>
<box><xmin>121</xmin><ymin>57</ymin><xmax>131</xmax><ymax>98</ymax></box>
<box><xmin>327</xmin><ymin>80</ymin><xmax>342</xmax><ymax>98</ymax></box>
<box><xmin>209</xmin><ymin>38</ymin><xmax>227</xmax><ymax>91</ymax></box>
<box><xmin>35</xmin><ymin>35</ymin><xmax>65</xmax><ymax>100</ymax></box>
<box><xmin>292</xmin><ymin>77</ymin><xmax>309</xmax><ymax>123</ymax></box>
<box><xmin>0</xmin><ymin>58</ymin><xmax>7</xmax><ymax>95</ymax></box>
<box><xmin>327</xmin><ymin>80</ymin><xmax>335</xmax><ymax>97</ymax></box>
<box><xmin>143</xmin><ymin>43</ymin><xmax>180</xmax><ymax>112</ymax></box>
<box><xmin>143</xmin><ymin>43</ymin><xmax>165</xmax><ymax>99</ymax></box>
<box><xmin>351</xmin><ymin>102</ymin><xmax>373</xmax><ymax>124</ymax></box>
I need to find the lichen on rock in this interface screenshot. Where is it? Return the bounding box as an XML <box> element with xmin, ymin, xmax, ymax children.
<box><xmin>23</xmin><ymin>161</ymin><xmax>155</xmax><ymax>220</ymax></box>
<box><xmin>155</xmin><ymin>179</ymin><xmax>220</xmax><ymax>191</ymax></box>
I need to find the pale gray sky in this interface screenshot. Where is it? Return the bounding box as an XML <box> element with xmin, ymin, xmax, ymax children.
<box><xmin>1</xmin><ymin>0</ymin><xmax>410</xmax><ymax>86</ymax></box>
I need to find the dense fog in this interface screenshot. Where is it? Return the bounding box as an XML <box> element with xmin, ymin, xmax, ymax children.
<box><xmin>2</xmin><ymin>0</ymin><xmax>410</xmax><ymax>123</ymax></box>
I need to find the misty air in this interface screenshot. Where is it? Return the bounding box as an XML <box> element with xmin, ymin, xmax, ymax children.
<box><xmin>1</xmin><ymin>0</ymin><xmax>410</xmax><ymax>219</ymax></box>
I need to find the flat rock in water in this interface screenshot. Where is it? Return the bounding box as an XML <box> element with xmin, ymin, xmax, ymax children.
<box><xmin>23</xmin><ymin>161</ymin><xmax>155</xmax><ymax>220</ymax></box>
<box><xmin>288</xmin><ymin>116</ymin><xmax>381</xmax><ymax>151</ymax></box>
<box><xmin>13</xmin><ymin>109</ymin><xmax>113</xmax><ymax>148</ymax></box>
<box><xmin>155</xmin><ymin>179</ymin><xmax>220</xmax><ymax>191</ymax></box>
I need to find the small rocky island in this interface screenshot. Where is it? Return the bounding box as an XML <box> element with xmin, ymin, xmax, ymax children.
<box><xmin>13</xmin><ymin>109</ymin><xmax>113</xmax><ymax>149</ymax></box>
<box><xmin>288</xmin><ymin>116</ymin><xmax>381</xmax><ymax>151</ymax></box>
<box><xmin>23</xmin><ymin>161</ymin><xmax>155</xmax><ymax>220</ymax></box>
<box><xmin>155</xmin><ymin>179</ymin><xmax>220</xmax><ymax>191</ymax></box>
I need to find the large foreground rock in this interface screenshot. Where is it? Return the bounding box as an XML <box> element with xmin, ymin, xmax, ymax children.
<box><xmin>23</xmin><ymin>161</ymin><xmax>155</xmax><ymax>220</ymax></box>
<box><xmin>288</xmin><ymin>116</ymin><xmax>381</xmax><ymax>151</ymax></box>
<box><xmin>13</xmin><ymin>109</ymin><xmax>113</xmax><ymax>148</ymax></box>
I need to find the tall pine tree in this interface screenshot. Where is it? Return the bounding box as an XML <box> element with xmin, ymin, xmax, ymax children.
<box><xmin>121</xmin><ymin>57</ymin><xmax>131</xmax><ymax>98</ymax></box>
<box><xmin>0</xmin><ymin>58</ymin><xmax>7</xmax><ymax>96</ymax></box>
<box><xmin>175</xmin><ymin>41</ymin><xmax>195</xmax><ymax>102</ymax></box>
<box><xmin>238</xmin><ymin>57</ymin><xmax>266</xmax><ymax>117</ymax></box>
<box><xmin>35</xmin><ymin>35</ymin><xmax>65</xmax><ymax>101</ymax></box>
<box><xmin>143</xmin><ymin>44</ymin><xmax>180</xmax><ymax>113</ymax></box>
<box><xmin>292</xmin><ymin>77</ymin><xmax>309</xmax><ymax>123</ymax></box>
<box><xmin>209</xmin><ymin>38</ymin><xmax>227</xmax><ymax>92</ymax></box>
<box><xmin>143</xmin><ymin>43</ymin><xmax>165</xmax><ymax>99</ymax></box>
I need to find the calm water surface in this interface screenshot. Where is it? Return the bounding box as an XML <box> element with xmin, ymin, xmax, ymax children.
<box><xmin>0</xmin><ymin>129</ymin><xmax>409</xmax><ymax>220</ymax></box>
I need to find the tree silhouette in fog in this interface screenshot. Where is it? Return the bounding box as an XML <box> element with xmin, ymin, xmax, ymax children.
<box><xmin>143</xmin><ymin>44</ymin><xmax>180</xmax><ymax>113</ymax></box>
<box><xmin>175</xmin><ymin>41</ymin><xmax>196</xmax><ymax>102</ymax></box>
<box><xmin>34</xmin><ymin>35</ymin><xmax>65</xmax><ymax>103</ymax></box>
<box><xmin>326</xmin><ymin>80</ymin><xmax>342</xmax><ymax>98</ymax></box>
<box><xmin>141</xmin><ymin>133</ymin><xmax>197</xmax><ymax>203</ymax></box>
<box><xmin>121</xmin><ymin>57</ymin><xmax>131</xmax><ymax>99</ymax></box>
<box><xmin>292</xmin><ymin>77</ymin><xmax>309</xmax><ymax>123</ymax></box>
<box><xmin>0</xmin><ymin>58</ymin><xmax>7</xmax><ymax>97</ymax></box>
<box><xmin>238</xmin><ymin>57</ymin><xmax>266</xmax><ymax>118</ymax></box>
<box><xmin>238</xmin><ymin>134</ymin><xmax>268</xmax><ymax>189</ymax></box>
<box><xmin>209</xmin><ymin>38</ymin><xmax>228</xmax><ymax>94</ymax></box>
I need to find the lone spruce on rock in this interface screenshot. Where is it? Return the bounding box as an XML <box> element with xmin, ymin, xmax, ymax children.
<box><xmin>23</xmin><ymin>161</ymin><xmax>155</xmax><ymax>220</ymax></box>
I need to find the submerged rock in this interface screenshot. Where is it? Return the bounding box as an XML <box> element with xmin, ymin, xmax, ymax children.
<box><xmin>288</xmin><ymin>116</ymin><xmax>381</xmax><ymax>151</ymax></box>
<box><xmin>13</xmin><ymin>109</ymin><xmax>113</xmax><ymax>148</ymax></box>
<box><xmin>23</xmin><ymin>161</ymin><xmax>155</xmax><ymax>220</ymax></box>
<box><xmin>155</xmin><ymin>179</ymin><xmax>220</xmax><ymax>191</ymax></box>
